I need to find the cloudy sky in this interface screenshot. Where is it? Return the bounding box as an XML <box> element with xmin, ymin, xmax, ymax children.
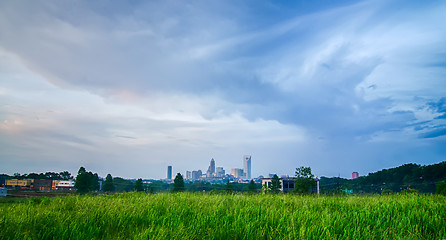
<box><xmin>1</xmin><ymin>0</ymin><xmax>445</xmax><ymax>179</ymax></box>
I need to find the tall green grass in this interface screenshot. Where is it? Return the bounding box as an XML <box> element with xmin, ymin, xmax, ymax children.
<box><xmin>0</xmin><ymin>193</ymin><xmax>445</xmax><ymax>239</ymax></box>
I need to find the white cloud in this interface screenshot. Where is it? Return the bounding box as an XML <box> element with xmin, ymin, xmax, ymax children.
<box><xmin>1</xmin><ymin>0</ymin><xmax>446</xmax><ymax>178</ymax></box>
<box><xmin>0</xmin><ymin>49</ymin><xmax>306</xmax><ymax>178</ymax></box>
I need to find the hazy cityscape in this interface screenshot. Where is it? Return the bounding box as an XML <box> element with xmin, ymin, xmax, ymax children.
<box><xmin>1</xmin><ymin>0</ymin><xmax>446</xmax><ymax>239</ymax></box>
<box><xmin>167</xmin><ymin>155</ymin><xmax>253</xmax><ymax>184</ymax></box>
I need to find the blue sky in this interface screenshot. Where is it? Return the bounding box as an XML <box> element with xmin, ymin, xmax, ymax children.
<box><xmin>1</xmin><ymin>0</ymin><xmax>445</xmax><ymax>179</ymax></box>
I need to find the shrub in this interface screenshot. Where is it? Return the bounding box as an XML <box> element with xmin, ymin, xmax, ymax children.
<box><xmin>382</xmin><ymin>189</ymin><xmax>394</xmax><ymax>195</ymax></box>
<box><xmin>436</xmin><ymin>181</ymin><xmax>446</xmax><ymax>196</ymax></box>
<box><xmin>401</xmin><ymin>188</ymin><xmax>419</xmax><ymax>195</ymax></box>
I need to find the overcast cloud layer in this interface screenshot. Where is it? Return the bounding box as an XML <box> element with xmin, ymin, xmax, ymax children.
<box><xmin>1</xmin><ymin>0</ymin><xmax>446</xmax><ymax>179</ymax></box>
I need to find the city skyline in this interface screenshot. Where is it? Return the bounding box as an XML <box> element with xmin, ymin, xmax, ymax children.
<box><xmin>1</xmin><ymin>1</ymin><xmax>446</xmax><ymax>179</ymax></box>
<box><xmin>182</xmin><ymin>156</ymin><xmax>251</xmax><ymax>181</ymax></box>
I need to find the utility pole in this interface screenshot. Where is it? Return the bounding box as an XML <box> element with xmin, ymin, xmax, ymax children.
<box><xmin>316</xmin><ymin>176</ymin><xmax>320</xmax><ymax>195</ymax></box>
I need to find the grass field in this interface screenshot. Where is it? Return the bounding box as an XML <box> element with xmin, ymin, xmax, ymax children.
<box><xmin>1</xmin><ymin>192</ymin><xmax>445</xmax><ymax>239</ymax></box>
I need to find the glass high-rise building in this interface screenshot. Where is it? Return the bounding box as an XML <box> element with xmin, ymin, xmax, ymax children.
<box><xmin>243</xmin><ymin>155</ymin><xmax>251</xmax><ymax>179</ymax></box>
<box><xmin>209</xmin><ymin>158</ymin><xmax>215</xmax><ymax>174</ymax></box>
<box><xmin>167</xmin><ymin>166</ymin><xmax>172</xmax><ymax>180</ymax></box>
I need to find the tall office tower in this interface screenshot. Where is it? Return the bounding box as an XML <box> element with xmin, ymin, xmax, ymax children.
<box><xmin>167</xmin><ymin>166</ymin><xmax>172</xmax><ymax>180</ymax></box>
<box><xmin>210</xmin><ymin>158</ymin><xmax>215</xmax><ymax>174</ymax></box>
<box><xmin>243</xmin><ymin>155</ymin><xmax>251</xmax><ymax>179</ymax></box>
<box><xmin>186</xmin><ymin>171</ymin><xmax>191</xmax><ymax>180</ymax></box>
<box><xmin>206</xmin><ymin>158</ymin><xmax>216</xmax><ymax>177</ymax></box>
<box><xmin>192</xmin><ymin>170</ymin><xmax>202</xmax><ymax>180</ymax></box>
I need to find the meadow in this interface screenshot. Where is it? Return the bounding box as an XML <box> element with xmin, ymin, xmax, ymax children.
<box><xmin>0</xmin><ymin>193</ymin><xmax>445</xmax><ymax>239</ymax></box>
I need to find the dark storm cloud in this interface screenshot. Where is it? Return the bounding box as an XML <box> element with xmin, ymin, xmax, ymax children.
<box><xmin>1</xmin><ymin>0</ymin><xmax>446</xmax><ymax>178</ymax></box>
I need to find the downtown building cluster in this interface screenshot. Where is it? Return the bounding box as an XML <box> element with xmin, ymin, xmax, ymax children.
<box><xmin>167</xmin><ymin>155</ymin><xmax>254</xmax><ymax>183</ymax></box>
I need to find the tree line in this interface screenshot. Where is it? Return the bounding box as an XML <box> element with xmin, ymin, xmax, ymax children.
<box><xmin>94</xmin><ymin>172</ymin><xmax>261</xmax><ymax>194</ymax></box>
<box><xmin>1</xmin><ymin>171</ymin><xmax>73</xmax><ymax>180</ymax></box>
<box><xmin>5</xmin><ymin>161</ymin><xmax>446</xmax><ymax>195</ymax></box>
<box><xmin>320</xmin><ymin>161</ymin><xmax>446</xmax><ymax>194</ymax></box>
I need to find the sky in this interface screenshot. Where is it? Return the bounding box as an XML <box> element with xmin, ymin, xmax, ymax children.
<box><xmin>1</xmin><ymin>0</ymin><xmax>446</xmax><ymax>179</ymax></box>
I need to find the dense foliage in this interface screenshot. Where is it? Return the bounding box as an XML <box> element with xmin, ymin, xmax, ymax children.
<box><xmin>134</xmin><ymin>179</ymin><xmax>144</xmax><ymax>192</ymax></box>
<box><xmin>0</xmin><ymin>193</ymin><xmax>445</xmax><ymax>239</ymax></box>
<box><xmin>294</xmin><ymin>166</ymin><xmax>316</xmax><ymax>194</ymax></box>
<box><xmin>270</xmin><ymin>174</ymin><xmax>281</xmax><ymax>193</ymax></box>
<box><xmin>103</xmin><ymin>174</ymin><xmax>114</xmax><ymax>192</ymax></box>
<box><xmin>1</xmin><ymin>171</ymin><xmax>73</xmax><ymax>180</ymax></box>
<box><xmin>248</xmin><ymin>180</ymin><xmax>257</xmax><ymax>193</ymax></box>
<box><xmin>437</xmin><ymin>181</ymin><xmax>446</xmax><ymax>196</ymax></box>
<box><xmin>74</xmin><ymin>167</ymin><xmax>99</xmax><ymax>194</ymax></box>
<box><xmin>173</xmin><ymin>173</ymin><xmax>185</xmax><ymax>192</ymax></box>
<box><xmin>320</xmin><ymin>161</ymin><xmax>446</xmax><ymax>194</ymax></box>
<box><xmin>113</xmin><ymin>177</ymin><xmax>135</xmax><ymax>192</ymax></box>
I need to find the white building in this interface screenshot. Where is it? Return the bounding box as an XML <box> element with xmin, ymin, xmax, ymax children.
<box><xmin>261</xmin><ymin>177</ymin><xmax>295</xmax><ymax>193</ymax></box>
<box><xmin>55</xmin><ymin>180</ymin><xmax>75</xmax><ymax>190</ymax></box>
<box><xmin>243</xmin><ymin>155</ymin><xmax>251</xmax><ymax>179</ymax></box>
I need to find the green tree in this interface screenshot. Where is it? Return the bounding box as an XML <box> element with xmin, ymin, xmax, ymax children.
<box><xmin>270</xmin><ymin>174</ymin><xmax>281</xmax><ymax>193</ymax></box>
<box><xmin>436</xmin><ymin>181</ymin><xmax>446</xmax><ymax>195</ymax></box>
<box><xmin>103</xmin><ymin>174</ymin><xmax>114</xmax><ymax>192</ymax></box>
<box><xmin>262</xmin><ymin>183</ymin><xmax>269</xmax><ymax>193</ymax></box>
<box><xmin>225</xmin><ymin>180</ymin><xmax>233</xmax><ymax>193</ymax></box>
<box><xmin>113</xmin><ymin>177</ymin><xmax>135</xmax><ymax>192</ymax></box>
<box><xmin>92</xmin><ymin>173</ymin><xmax>100</xmax><ymax>191</ymax></box>
<box><xmin>74</xmin><ymin>167</ymin><xmax>91</xmax><ymax>194</ymax></box>
<box><xmin>59</xmin><ymin>171</ymin><xmax>73</xmax><ymax>180</ymax></box>
<box><xmin>148</xmin><ymin>181</ymin><xmax>170</xmax><ymax>193</ymax></box>
<box><xmin>74</xmin><ymin>167</ymin><xmax>99</xmax><ymax>194</ymax></box>
<box><xmin>381</xmin><ymin>189</ymin><xmax>394</xmax><ymax>195</ymax></box>
<box><xmin>78</xmin><ymin>167</ymin><xmax>86</xmax><ymax>175</ymax></box>
<box><xmin>135</xmin><ymin>178</ymin><xmax>144</xmax><ymax>192</ymax></box>
<box><xmin>248</xmin><ymin>180</ymin><xmax>257</xmax><ymax>193</ymax></box>
<box><xmin>173</xmin><ymin>173</ymin><xmax>185</xmax><ymax>192</ymax></box>
<box><xmin>401</xmin><ymin>188</ymin><xmax>419</xmax><ymax>195</ymax></box>
<box><xmin>294</xmin><ymin>166</ymin><xmax>316</xmax><ymax>194</ymax></box>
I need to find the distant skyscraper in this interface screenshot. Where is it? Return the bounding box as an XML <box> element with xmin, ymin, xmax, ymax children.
<box><xmin>207</xmin><ymin>158</ymin><xmax>216</xmax><ymax>177</ymax></box>
<box><xmin>352</xmin><ymin>172</ymin><xmax>359</xmax><ymax>179</ymax></box>
<box><xmin>186</xmin><ymin>171</ymin><xmax>191</xmax><ymax>180</ymax></box>
<box><xmin>231</xmin><ymin>168</ymin><xmax>244</xmax><ymax>179</ymax></box>
<box><xmin>216</xmin><ymin>167</ymin><xmax>225</xmax><ymax>177</ymax></box>
<box><xmin>167</xmin><ymin>166</ymin><xmax>172</xmax><ymax>180</ymax></box>
<box><xmin>243</xmin><ymin>155</ymin><xmax>251</xmax><ymax>179</ymax></box>
<box><xmin>192</xmin><ymin>170</ymin><xmax>202</xmax><ymax>180</ymax></box>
